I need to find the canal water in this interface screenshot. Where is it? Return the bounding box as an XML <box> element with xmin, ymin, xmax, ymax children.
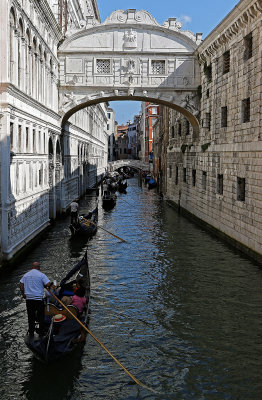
<box><xmin>0</xmin><ymin>177</ymin><xmax>262</xmax><ymax>400</ymax></box>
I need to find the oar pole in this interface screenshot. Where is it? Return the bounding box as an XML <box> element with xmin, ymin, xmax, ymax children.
<box><xmin>97</xmin><ymin>225</ymin><xmax>127</xmax><ymax>243</ymax></box>
<box><xmin>89</xmin><ymin>221</ymin><xmax>127</xmax><ymax>243</ymax></box>
<box><xmin>48</xmin><ymin>291</ymin><xmax>148</xmax><ymax>390</ymax></box>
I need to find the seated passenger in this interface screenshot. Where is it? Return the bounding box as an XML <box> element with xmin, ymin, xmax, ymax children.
<box><xmin>71</xmin><ymin>287</ymin><xmax>86</xmax><ymax>314</ymax></box>
<box><xmin>45</xmin><ymin>282</ymin><xmax>59</xmax><ymax>305</ymax></box>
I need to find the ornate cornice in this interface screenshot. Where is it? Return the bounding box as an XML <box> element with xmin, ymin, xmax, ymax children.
<box><xmin>63</xmin><ymin>9</ymin><xmax>202</xmax><ymax>45</ymax></box>
<box><xmin>197</xmin><ymin>0</ymin><xmax>262</xmax><ymax>62</ymax></box>
<box><xmin>2</xmin><ymin>83</ymin><xmax>61</xmax><ymax>123</ymax></box>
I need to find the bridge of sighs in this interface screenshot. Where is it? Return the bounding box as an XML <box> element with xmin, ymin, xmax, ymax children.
<box><xmin>58</xmin><ymin>9</ymin><xmax>202</xmax><ymax>133</ymax></box>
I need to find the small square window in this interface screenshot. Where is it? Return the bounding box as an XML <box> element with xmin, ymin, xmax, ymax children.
<box><xmin>96</xmin><ymin>59</ymin><xmax>110</xmax><ymax>74</ymax></box>
<box><xmin>237</xmin><ymin>177</ymin><xmax>245</xmax><ymax>201</ymax></box>
<box><xmin>217</xmin><ymin>174</ymin><xmax>223</xmax><ymax>195</ymax></box>
<box><xmin>151</xmin><ymin>60</ymin><xmax>165</xmax><ymax>75</ymax></box>
<box><xmin>223</xmin><ymin>51</ymin><xmax>230</xmax><ymax>74</ymax></box>
<box><xmin>242</xmin><ymin>98</ymin><xmax>250</xmax><ymax>123</ymax></box>
<box><xmin>221</xmin><ymin>106</ymin><xmax>228</xmax><ymax>128</ymax></box>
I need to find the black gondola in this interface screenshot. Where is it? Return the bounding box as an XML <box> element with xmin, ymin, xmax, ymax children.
<box><xmin>102</xmin><ymin>191</ymin><xmax>117</xmax><ymax>209</ymax></box>
<box><xmin>117</xmin><ymin>180</ymin><xmax>127</xmax><ymax>193</ymax></box>
<box><xmin>24</xmin><ymin>252</ymin><xmax>90</xmax><ymax>362</ymax></box>
<box><xmin>148</xmin><ymin>178</ymin><xmax>157</xmax><ymax>189</ymax></box>
<box><xmin>69</xmin><ymin>207</ymin><xmax>98</xmax><ymax>237</ymax></box>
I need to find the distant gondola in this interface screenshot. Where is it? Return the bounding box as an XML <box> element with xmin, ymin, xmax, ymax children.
<box><xmin>118</xmin><ymin>180</ymin><xmax>127</xmax><ymax>193</ymax></box>
<box><xmin>148</xmin><ymin>178</ymin><xmax>157</xmax><ymax>189</ymax></box>
<box><xmin>69</xmin><ymin>207</ymin><xmax>98</xmax><ymax>238</ymax></box>
<box><xmin>102</xmin><ymin>191</ymin><xmax>117</xmax><ymax>209</ymax></box>
<box><xmin>24</xmin><ymin>252</ymin><xmax>90</xmax><ymax>362</ymax></box>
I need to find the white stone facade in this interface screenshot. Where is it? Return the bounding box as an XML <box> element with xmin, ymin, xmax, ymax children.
<box><xmin>0</xmin><ymin>0</ymin><xmax>109</xmax><ymax>261</ymax></box>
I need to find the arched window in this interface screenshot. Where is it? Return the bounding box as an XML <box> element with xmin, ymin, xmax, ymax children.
<box><xmin>56</xmin><ymin>141</ymin><xmax>61</xmax><ymax>163</ymax></box>
<box><xmin>18</xmin><ymin>19</ymin><xmax>24</xmax><ymax>88</ymax></box>
<box><xmin>32</xmin><ymin>37</ymin><xmax>37</xmax><ymax>97</ymax></box>
<box><xmin>25</xmin><ymin>29</ymin><xmax>31</xmax><ymax>94</ymax></box>
<box><xmin>9</xmin><ymin>8</ymin><xmax>16</xmax><ymax>82</ymax></box>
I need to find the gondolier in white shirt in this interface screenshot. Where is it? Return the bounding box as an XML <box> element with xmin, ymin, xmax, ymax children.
<box><xmin>70</xmin><ymin>199</ymin><xmax>79</xmax><ymax>225</ymax></box>
<box><xmin>19</xmin><ymin>262</ymin><xmax>50</xmax><ymax>339</ymax></box>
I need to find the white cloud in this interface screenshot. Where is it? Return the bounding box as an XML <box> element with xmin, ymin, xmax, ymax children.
<box><xmin>179</xmin><ymin>15</ymin><xmax>192</xmax><ymax>25</ymax></box>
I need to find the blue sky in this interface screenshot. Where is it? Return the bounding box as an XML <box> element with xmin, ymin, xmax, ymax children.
<box><xmin>97</xmin><ymin>0</ymin><xmax>240</xmax><ymax>124</ymax></box>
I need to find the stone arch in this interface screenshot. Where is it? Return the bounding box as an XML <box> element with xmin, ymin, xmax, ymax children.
<box><xmin>18</xmin><ymin>17</ymin><xmax>24</xmax><ymax>35</ymax></box>
<box><xmin>60</xmin><ymin>95</ymin><xmax>200</xmax><ymax>137</ymax></box>
<box><xmin>9</xmin><ymin>7</ymin><xmax>16</xmax><ymax>27</ymax></box>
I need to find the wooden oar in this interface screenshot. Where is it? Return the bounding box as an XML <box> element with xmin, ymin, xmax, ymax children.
<box><xmin>89</xmin><ymin>221</ymin><xmax>127</xmax><ymax>243</ymax></box>
<box><xmin>97</xmin><ymin>225</ymin><xmax>127</xmax><ymax>243</ymax></box>
<box><xmin>48</xmin><ymin>291</ymin><xmax>154</xmax><ymax>392</ymax></box>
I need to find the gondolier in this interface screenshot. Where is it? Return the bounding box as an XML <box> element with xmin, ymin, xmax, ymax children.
<box><xmin>19</xmin><ymin>262</ymin><xmax>51</xmax><ymax>339</ymax></box>
<box><xmin>70</xmin><ymin>199</ymin><xmax>79</xmax><ymax>225</ymax></box>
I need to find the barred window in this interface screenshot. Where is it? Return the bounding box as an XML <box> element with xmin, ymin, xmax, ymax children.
<box><xmin>244</xmin><ymin>33</ymin><xmax>252</xmax><ymax>60</ymax></box>
<box><xmin>221</xmin><ymin>106</ymin><xmax>228</xmax><ymax>128</ymax></box>
<box><xmin>185</xmin><ymin>120</ymin><xmax>190</xmax><ymax>135</ymax></box>
<box><xmin>183</xmin><ymin>168</ymin><xmax>187</xmax><ymax>183</ymax></box>
<box><xmin>237</xmin><ymin>177</ymin><xmax>245</xmax><ymax>201</ymax></box>
<box><xmin>96</xmin><ymin>59</ymin><xmax>110</xmax><ymax>74</ymax></box>
<box><xmin>178</xmin><ymin>123</ymin><xmax>182</xmax><ymax>136</ymax></box>
<box><xmin>217</xmin><ymin>174</ymin><xmax>223</xmax><ymax>195</ymax></box>
<box><xmin>242</xmin><ymin>98</ymin><xmax>250</xmax><ymax>123</ymax></box>
<box><xmin>10</xmin><ymin>122</ymin><xmax>14</xmax><ymax>151</ymax></box>
<box><xmin>202</xmin><ymin>171</ymin><xmax>207</xmax><ymax>190</ymax></box>
<box><xmin>202</xmin><ymin>112</ymin><xmax>211</xmax><ymax>130</ymax></box>
<box><xmin>223</xmin><ymin>51</ymin><xmax>230</xmax><ymax>74</ymax></box>
<box><xmin>175</xmin><ymin>166</ymin><xmax>179</xmax><ymax>185</ymax></box>
<box><xmin>192</xmin><ymin>169</ymin><xmax>196</xmax><ymax>186</ymax></box>
<box><xmin>151</xmin><ymin>60</ymin><xmax>165</xmax><ymax>75</ymax></box>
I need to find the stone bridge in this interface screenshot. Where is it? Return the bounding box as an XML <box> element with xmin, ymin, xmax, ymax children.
<box><xmin>108</xmin><ymin>160</ymin><xmax>149</xmax><ymax>172</ymax></box>
<box><xmin>58</xmin><ymin>9</ymin><xmax>202</xmax><ymax>132</ymax></box>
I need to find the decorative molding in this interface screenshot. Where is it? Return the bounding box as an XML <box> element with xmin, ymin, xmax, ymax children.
<box><xmin>197</xmin><ymin>0</ymin><xmax>261</xmax><ymax>62</ymax></box>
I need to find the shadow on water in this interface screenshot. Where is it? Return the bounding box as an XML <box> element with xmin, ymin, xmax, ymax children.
<box><xmin>22</xmin><ymin>347</ymin><xmax>85</xmax><ymax>400</ymax></box>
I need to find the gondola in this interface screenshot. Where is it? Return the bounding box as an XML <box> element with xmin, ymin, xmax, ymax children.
<box><xmin>69</xmin><ymin>207</ymin><xmax>98</xmax><ymax>237</ymax></box>
<box><xmin>117</xmin><ymin>180</ymin><xmax>127</xmax><ymax>193</ymax></box>
<box><xmin>148</xmin><ymin>178</ymin><xmax>157</xmax><ymax>189</ymax></box>
<box><xmin>102</xmin><ymin>190</ymin><xmax>117</xmax><ymax>210</ymax></box>
<box><xmin>24</xmin><ymin>252</ymin><xmax>90</xmax><ymax>362</ymax></box>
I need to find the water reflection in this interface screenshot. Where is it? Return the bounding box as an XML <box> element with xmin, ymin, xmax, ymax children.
<box><xmin>0</xmin><ymin>177</ymin><xmax>262</xmax><ymax>399</ymax></box>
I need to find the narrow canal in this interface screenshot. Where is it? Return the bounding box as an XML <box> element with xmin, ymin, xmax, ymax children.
<box><xmin>0</xmin><ymin>177</ymin><xmax>262</xmax><ymax>400</ymax></box>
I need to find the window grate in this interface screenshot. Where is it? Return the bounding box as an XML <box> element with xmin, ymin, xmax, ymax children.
<box><xmin>244</xmin><ymin>33</ymin><xmax>253</xmax><ymax>60</ymax></box>
<box><xmin>237</xmin><ymin>177</ymin><xmax>245</xmax><ymax>201</ymax></box>
<box><xmin>221</xmin><ymin>106</ymin><xmax>228</xmax><ymax>128</ymax></box>
<box><xmin>217</xmin><ymin>174</ymin><xmax>223</xmax><ymax>195</ymax></box>
<box><xmin>223</xmin><ymin>51</ymin><xmax>230</xmax><ymax>74</ymax></box>
<box><xmin>242</xmin><ymin>98</ymin><xmax>250</xmax><ymax>123</ymax></box>
<box><xmin>96</xmin><ymin>59</ymin><xmax>110</xmax><ymax>74</ymax></box>
<box><xmin>151</xmin><ymin>60</ymin><xmax>165</xmax><ymax>75</ymax></box>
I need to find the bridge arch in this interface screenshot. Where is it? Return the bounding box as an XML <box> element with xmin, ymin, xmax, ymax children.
<box><xmin>58</xmin><ymin>9</ymin><xmax>202</xmax><ymax>134</ymax></box>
